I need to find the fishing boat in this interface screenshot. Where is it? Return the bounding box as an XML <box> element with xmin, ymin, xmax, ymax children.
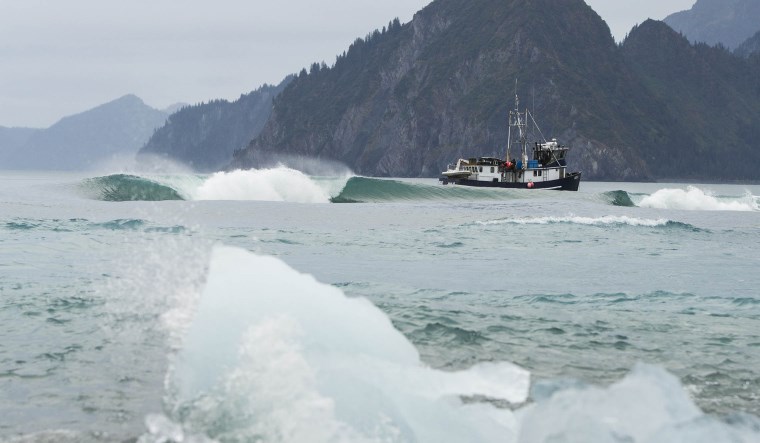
<box><xmin>440</xmin><ymin>93</ymin><xmax>581</xmax><ymax>191</ymax></box>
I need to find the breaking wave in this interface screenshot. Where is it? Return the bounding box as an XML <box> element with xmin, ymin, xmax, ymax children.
<box><xmin>82</xmin><ymin>168</ymin><xmax>348</xmax><ymax>203</ymax></box>
<box><xmin>193</xmin><ymin>169</ymin><xmax>340</xmax><ymax>203</ymax></box>
<box><xmin>81</xmin><ymin>171</ymin><xmax>759</xmax><ymax>211</ymax></box>
<box><xmin>136</xmin><ymin>245</ymin><xmax>760</xmax><ymax>443</ymax></box>
<box><xmin>638</xmin><ymin>186</ymin><xmax>759</xmax><ymax>212</ymax></box>
<box><xmin>82</xmin><ymin>170</ymin><xmax>527</xmax><ymax>203</ymax></box>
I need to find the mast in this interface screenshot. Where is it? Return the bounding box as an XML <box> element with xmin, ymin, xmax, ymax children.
<box><xmin>506</xmin><ymin>108</ymin><xmax>512</xmax><ymax>162</ymax></box>
<box><xmin>507</xmin><ymin>84</ymin><xmax>528</xmax><ymax>168</ymax></box>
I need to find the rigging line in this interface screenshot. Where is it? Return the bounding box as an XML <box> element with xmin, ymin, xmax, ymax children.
<box><xmin>528</xmin><ymin>110</ymin><xmax>547</xmax><ymax>143</ymax></box>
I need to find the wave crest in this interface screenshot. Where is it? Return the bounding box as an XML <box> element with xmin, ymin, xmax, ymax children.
<box><xmin>601</xmin><ymin>190</ymin><xmax>636</xmax><ymax>207</ymax></box>
<box><xmin>84</xmin><ymin>168</ymin><xmax>351</xmax><ymax>203</ymax></box>
<box><xmin>82</xmin><ymin>174</ymin><xmax>185</xmax><ymax>201</ymax></box>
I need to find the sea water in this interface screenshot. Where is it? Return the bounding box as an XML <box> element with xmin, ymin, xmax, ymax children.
<box><xmin>1</xmin><ymin>168</ymin><xmax>759</xmax><ymax>442</ymax></box>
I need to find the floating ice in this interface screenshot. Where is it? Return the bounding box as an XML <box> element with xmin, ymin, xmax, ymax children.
<box><xmin>157</xmin><ymin>246</ymin><xmax>529</xmax><ymax>442</ymax></box>
<box><xmin>139</xmin><ymin>246</ymin><xmax>760</xmax><ymax>443</ymax></box>
<box><xmin>517</xmin><ymin>364</ymin><xmax>760</xmax><ymax>443</ymax></box>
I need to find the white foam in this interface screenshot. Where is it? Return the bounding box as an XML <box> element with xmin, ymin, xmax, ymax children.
<box><xmin>151</xmin><ymin>246</ymin><xmax>529</xmax><ymax>443</ymax></box>
<box><xmin>638</xmin><ymin>186</ymin><xmax>759</xmax><ymax>212</ymax></box>
<box><xmin>191</xmin><ymin>168</ymin><xmax>335</xmax><ymax>202</ymax></box>
<box><xmin>477</xmin><ymin>215</ymin><xmax>671</xmax><ymax>227</ymax></box>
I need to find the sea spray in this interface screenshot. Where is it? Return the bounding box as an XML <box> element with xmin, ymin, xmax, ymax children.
<box><xmin>148</xmin><ymin>246</ymin><xmax>529</xmax><ymax>442</ymax></box>
<box><xmin>100</xmin><ymin>235</ymin><xmax>213</xmax><ymax>355</ymax></box>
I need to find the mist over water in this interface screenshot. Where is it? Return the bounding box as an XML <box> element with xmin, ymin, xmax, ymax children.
<box><xmin>2</xmin><ymin>171</ymin><xmax>760</xmax><ymax>442</ymax></box>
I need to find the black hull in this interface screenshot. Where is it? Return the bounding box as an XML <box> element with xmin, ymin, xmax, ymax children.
<box><xmin>440</xmin><ymin>172</ymin><xmax>581</xmax><ymax>191</ymax></box>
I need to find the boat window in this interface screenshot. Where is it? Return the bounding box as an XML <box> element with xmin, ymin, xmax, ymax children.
<box><xmin>538</xmin><ymin>170</ymin><xmax>542</xmax><ymax>176</ymax></box>
<box><xmin>490</xmin><ymin>167</ymin><xmax>495</xmax><ymax>173</ymax></box>
<box><xmin>479</xmin><ymin>166</ymin><xmax>483</xmax><ymax>172</ymax></box>
<box><xmin>533</xmin><ymin>171</ymin><xmax>537</xmax><ymax>177</ymax></box>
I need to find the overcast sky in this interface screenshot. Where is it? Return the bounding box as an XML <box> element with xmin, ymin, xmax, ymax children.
<box><xmin>1</xmin><ymin>0</ymin><xmax>695</xmax><ymax>128</ymax></box>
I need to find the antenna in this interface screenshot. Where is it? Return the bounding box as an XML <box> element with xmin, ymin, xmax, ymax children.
<box><xmin>514</xmin><ymin>79</ymin><xmax>519</xmax><ymax>112</ymax></box>
<box><xmin>532</xmin><ymin>84</ymin><xmax>536</xmax><ymax>139</ymax></box>
<box><xmin>506</xmin><ymin>79</ymin><xmax>519</xmax><ymax>161</ymax></box>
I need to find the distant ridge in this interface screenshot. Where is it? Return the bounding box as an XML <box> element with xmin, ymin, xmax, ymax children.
<box><xmin>138</xmin><ymin>77</ymin><xmax>292</xmax><ymax>171</ymax></box>
<box><xmin>162</xmin><ymin>102</ymin><xmax>189</xmax><ymax>115</ymax></box>
<box><xmin>735</xmin><ymin>30</ymin><xmax>760</xmax><ymax>58</ymax></box>
<box><xmin>0</xmin><ymin>126</ymin><xmax>40</xmax><ymax>166</ymax></box>
<box><xmin>3</xmin><ymin>95</ymin><xmax>169</xmax><ymax>171</ymax></box>
<box><xmin>664</xmin><ymin>0</ymin><xmax>760</xmax><ymax>50</ymax></box>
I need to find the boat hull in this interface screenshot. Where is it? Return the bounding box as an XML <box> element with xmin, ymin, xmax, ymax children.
<box><xmin>440</xmin><ymin>172</ymin><xmax>581</xmax><ymax>191</ymax></box>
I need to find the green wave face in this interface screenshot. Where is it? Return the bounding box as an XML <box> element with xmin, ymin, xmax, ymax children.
<box><xmin>601</xmin><ymin>190</ymin><xmax>636</xmax><ymax>207</ymax></box>
<box><xmin>330</xmin><ymin>177</ymin><xmax>525</xmax><ymax>203</ymax></box>
<box><xmin>83</xmin><ymin>175</ymin><xmax>185</xmax><ymax>202</ymax></box>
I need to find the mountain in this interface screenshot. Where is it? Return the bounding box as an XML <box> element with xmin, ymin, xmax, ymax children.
<box><xmin>0</xmin><ymin>126</ymin><xmax>40</xmax><ymax>166</ymax></box>
<box><xmin>229</xmin><ymin>0</ymin><xmax>760</xmax><ymax>182</ymax></box>
<box><xmin>4</xmin><ymin>95</ymin><xmax>169</xmax><ymax>170</ymax></box>
<box><xmin>735</xmin><ymin>30</ymin><xmax>760</xmax><ymax>58</ymax></box>
<box><xmin>138</xmin><ymin>78</ymin><xmax>292</xmax><ymax>171</ymax></box>
<box><xmin>664</xmin><ymin>0</ymin><xmax>760</xmax><ymax>50</ymax></box>
<box><xmin>622</xmin><ymin>20</ymin><xmax>760</xmax><ymax>180</ymax></box>
<box><xmin>233</xmin><ymin>0</ymin><xmax>657</xmax><ymax>180</ymax></box>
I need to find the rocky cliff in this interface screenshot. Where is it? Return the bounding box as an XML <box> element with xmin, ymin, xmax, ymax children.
<box><xmin>234</xmin><ymin>0</ymin><xmax>656</xmax><ymax>180</ymax></box>
<box><xmin>622</xmin><ymin>20</ymin><xmax>760</xmax><ymax>180</ymax></box>
<box><xmin>230</xmin><ymin>0</ymin><xmax>760</xmax><ymax>182</ymax></box>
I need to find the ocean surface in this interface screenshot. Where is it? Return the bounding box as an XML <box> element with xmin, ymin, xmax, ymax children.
<box><xmin>1</xmin><ymin>168</ymin><xmax>759</xmax><ymax>442</ymax></box>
